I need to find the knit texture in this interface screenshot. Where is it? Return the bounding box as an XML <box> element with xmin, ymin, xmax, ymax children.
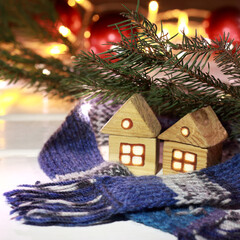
<box><xmin>38</xmin><ymin>102</ymin><xmax>131</xmax><ymax>180</ymax></box>
<box><xmin>88</xmin><ymin>98</ymin><xmax>121</xmax><ymax>147</ymax></box>
<box><xmin>4</xmin><ymin>101</ymin><xmax>240</xmax><ymax>240</ymax></box>
<box><xmin>128</xmin><ymin>207</ymin><xmax>240</xmax><ymax>240</ymax></box>
<box><xmin>4</xmin><ymin>154</ymin><xmax>240</xmax><ymax>228</ymax></box>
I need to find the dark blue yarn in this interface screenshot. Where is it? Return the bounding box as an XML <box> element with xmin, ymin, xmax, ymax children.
<box><xmin>127</xmin><ymin>206</ymin><xmax>216</xmax><ymax>236</ymax></box>
<box><xmin>38</xmin><ymin>103</ymin><xmax>104</xmax><ymax>179</ymax></box>
<box><xmin>4</xmin><ymin>155</ymin><xmax>240</xmax><ymax>230</ymax></box>
<box><xmin>4</xmin><ymin>101</ymin><xmax>240</xmax><ymax>239</ymax></box>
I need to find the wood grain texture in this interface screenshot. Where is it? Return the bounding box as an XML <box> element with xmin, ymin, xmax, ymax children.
<box><xmin>162</xmin><ymin>141</ymin><xmax>208</xmax><ymax>175</ymax></box>
<box><xmin>108</xmin><ymin>135</ymin><xmax>158</xmax><ymax>175</ymax></box>
<box><xmin>207</xmin><ymin>142</ymin><xmax>223</xmax><ymax>167</ymax></box>
<box><xmin>158</xmin><ymin>106</ymin><xmax>228</xmax><ymax>148</ymax></box>
<box><xmin>101</xmin><ymin>94</ymin><xmax>161</xmax><ymax>138</ymax></box>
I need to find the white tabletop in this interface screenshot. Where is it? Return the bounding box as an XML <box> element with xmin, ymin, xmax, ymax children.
<box><xmin>0</xmin><ymin>86</ymin><xmax>176</xmax><ymax>240</ymax></box>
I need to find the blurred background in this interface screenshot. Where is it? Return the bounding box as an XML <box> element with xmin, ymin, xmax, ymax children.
<box><xmin>0</xmin><ymin>2</ymin><xmax>240</xmax><ymax>239</ymax></box>
<box><xmin>0</xmin><ymin>0</ymin><xmax>240</xmax><ymax>148</ymax></box>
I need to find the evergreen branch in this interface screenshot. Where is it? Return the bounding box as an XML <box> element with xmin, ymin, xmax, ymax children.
<box><xmin>114</xmin><ymin>10</ymin><xmax>240</xmax><ymax>100</ymax></box>
<box><xmin>212</xmin><ymin>37</ymin><xmax>240</xmax><ymax>85</ymax></box>
<box><xmin>0</xmin><ymin>3</ymin><xmax>239</xmax><ymax>138</ymax></box>
<box><xmin>72</xmin><ymin>9</ymin><xmax>240</xmax><ymax>138</ymax></box>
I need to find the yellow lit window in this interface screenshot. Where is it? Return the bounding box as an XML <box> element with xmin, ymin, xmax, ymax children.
<box><xmin>172</xmin><ymin>149</ymin><xmax>197</xmax><ymax>173</ymax></box>
<box><xmin>173</xmin><ymin>150</ymin><xmax>183</xmax><ymax>159</ymax></box>
<box><xmin>183</xmin><ymin>164</ymin><xmax>195</xmax><ymax>172</ymax></box>
<box><xmin>132</xmin><ymin>156</ymin><xmax>143</xmax><ymax>166</ymax></box>
<box><xmin>181</xmin><ymin>127</ymin><xmax>190</xmax><ymax>137</ymax></box>
<box><xmin>172</xmin><ymin>161</ymin><xmax>182</xmax><ymax>171</ymax></box>
<box><xmin>119</xmin><ymin>143</ymin><xmax>145</xmax><ymax>166</ymax></box>
<box><xmin>120</xmin><ymin>155</ymin><xmax>131</xmax><ymax>165</ymax></box>
<box><xmin>122</xmin><ymin>144</ymin><xmax>131</xmax><ymax>154</ymax></box>
<box><xmin>185</xmin><ymin>153</ymin><xmax>196</xmax><ymax>162</ymax></box>
<box><xmin>132</xmin><ymin>145</ymin><xmax>144</xmax><ymax>155</ymax></box>
<box><xmin>121</xmin><ymin>118</ymin><xmax>133</xmax><ymax>129</ymax></box>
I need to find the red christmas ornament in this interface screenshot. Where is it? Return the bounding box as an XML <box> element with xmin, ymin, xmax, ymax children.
<box><xmin>88</xmin><ymin>12</ymin><xmax>133</xmax><ymax>55</ymax></box>
<box><xmin>55</xmin><ymin>0</ymin><xmax>82</xmax><ymax>36</ymax></box>
<box><xmin>35</xmin><ymin>0</ymin><xmax>81</xmax><ymax>37</ymax></box>
<box><xmin>205</xmin><ymin>6</ymin><xmax>240</xmax><ymax>43</ymax></box>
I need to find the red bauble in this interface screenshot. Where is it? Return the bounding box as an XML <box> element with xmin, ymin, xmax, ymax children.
<box><xmin>205</xmin><ymin>6</ymin><xmax>240</xmax><ymax>43</ymax></box>
<box><xmin>35</xmin><ymin>0</ymin><xmax>81</xmax><ymax>36</ymax></box>
<box><xmin>88</xmin><ymin>12</ymin><xmax>132</xmax><ymax>54</ymax></box>
<box><xmin>55</xmin><ymin>0</ymin><xmax>82</xmax><ymax>36</ymax></box>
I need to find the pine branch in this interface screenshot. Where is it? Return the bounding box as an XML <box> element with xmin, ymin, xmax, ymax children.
<box><xmin>72</xmin><ymin>8</ymin><xmax>240</xmax><ymax>138</ymax></box>
<box><xmin>0</xmin><ymin>3</ymin><xmax>239</xmax><ymax>138</ymax></box>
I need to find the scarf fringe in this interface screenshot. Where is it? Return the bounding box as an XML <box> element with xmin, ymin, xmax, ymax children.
<box><xmin>4</xmin><ymin>178</ymin><xmax>114</xmax><ymax>226</ymax></box>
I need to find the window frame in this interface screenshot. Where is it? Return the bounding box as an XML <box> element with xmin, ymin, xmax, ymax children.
<box><xmin>171</xmin><ymin>149</ymin><xmax>197</xmax><ymax>173</ymax></box>
<box><xmin>119</xmin><ymin>143</ymin><xmax>145</xmax><ymax>166</ymax></box>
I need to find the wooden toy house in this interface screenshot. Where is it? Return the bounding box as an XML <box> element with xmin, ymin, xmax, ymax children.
<box><xmin>159</xmin><ymin>106</ymin><xmax>228</xmax><ymax>175</ymax></box>
<box><xmin>101</xmin><ymin>94</ymin><xmax>161</xmax><ymax>175</ymax></box>
<box><xmin>101</xmin><ymin>94</ymin><xmax>228</xmax><ymax>176</ymax></box>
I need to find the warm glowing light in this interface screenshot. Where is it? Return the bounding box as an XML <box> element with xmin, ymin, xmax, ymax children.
<box><xmin>84</xmin><ymin>30</ymin><xmax>91</xmax><ymax>39</ymax></box>
<box><xmin>81</xmin><ymin>102</ymin><xmax>91</xmax><ymax>116</ymax></box>
<box><xmin>132</xmin><ymin>146</ymin><xmax>144</xmax><ymax>155</ymax></box>
<box><xmin>183</xmin><ymin>164</ymin><xmax>194</xmax><ymax>172</ymax></box>
<box><xmin>178</xmin><ymin>12</ymin><xmax>189</xmax><ymax>35</ymax></box>
<box><xmin>149</xmin><ymin>1</ymin><xmax>159</xmax><ymax>12</ymax></box>
<box><xmin>122</xmin><ymin>120</ymin><xmax>130</xmax><ymax>128</ymax></box>
<box><xmin>75</xmin><ymin>0</ymin><xmax>93</xmax><ymax>11</ymax></box>
<box><xmin>173</xmin><ymin>161</ymin><xmax>182</xmax><ymax>170</ymax></box>
<box><xmin>185</xmin><ymin>153</ymin><xmax>196</xmax><ymax>162</ymax></box>
<box><xmin>122</xmin><ymin>144</ymin><xmax>131</xmax><ymax>154</ymax></box>
<box><xmin>132</xmin><ymin>156</ymin><xmax>143</xmax><ymax>166</ymax></box>
<box><xmin>148</xmin><ymin>1</ymin><xmax>159</xmax><ymax>23</ymax></box>
<box><xmin>0</xmin><ymin>90</ymin><xmax>20</xmax><ymax>116</ymax></box>
<box><xmin>42</xmin><ymin>69</ymin><xmax>51</xmax><ymax>75</ymax></box>
<box><xmin>92</xmin><ymin>14</ymin><xmax>100</xmax><ymax>22</ymax></box>
<box><xmin>173</xmin><ymin>150</ymin><xmax>183</xmax><ymax>159</ymax></box>
<box><xmin>68</xmin><ymin>0</ymin><xmax>76</xmax><ymax>6</ymax></box>
<box><xmin>59</xmin><ymin>25</ymin><xmax>71</xmax><ymax>37</ymax></box>
<box><xmin>181</xmin><ymin>127</ymin><xmax>190</xmax><ymax>137</ymax></box>
<box><xmin>121</xmin><ymin>155</ymin><xmax>131</xmax><ymax>165</ymax></box>
<box><xmin>48</xmin><ymin>44</ymin><xmax>68</xmax><ymax>55</ymax></box>
<box><xmin>121</xmin><ymin>118</ymin><xmax>133</xmax><ymax>129</ymax></box>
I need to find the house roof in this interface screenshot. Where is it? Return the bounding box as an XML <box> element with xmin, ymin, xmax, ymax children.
<box><xmin>158</xmin><ymin>106</ymin><xmax>228</xmax><ymax>148</ymax></box>
<box><xmin>100</xmin><ymin>94</ymin><xmax>161</xmax><ymax>138</ymax></box>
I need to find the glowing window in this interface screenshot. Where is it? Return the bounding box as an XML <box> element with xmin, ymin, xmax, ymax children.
<box><xmin>185</xmin><ymin>153</ymin><xmax>196</xmax><ymax>163</ymax></box>
<box><xmin>173</xmin><ymin>150</ymin><xmax>183</xmax><ymax>159</ymax></box>
<box><xmin>120</xmin><ymin>155</ymin><xmax>131</xmax><ymax>165</ymax></box>
<box><xmin>172</xmin><ymin>161</ymin><xmax>182</xmax><ymax>171</ymax></box>
<box><xmin>121</xmin><ymin>118</ymin><xmax>133</xmax><ymax>130</ymax></box>
<box><xmin>132</xmin><ymin>145</ymin><xmax>144</xmax><ymax>155</ymax></box>
<box><xmin>183</xmin><ymin>164</ymin><xmax>195</xmax><ymax>172</ymax></box>
<box><xmin>132</xmin><ymin>156</ymin><xmax>143</xmax><ymax>166</ymax></box>
<box><xmin>172</xmin><ymin>149</ymin><xmax>197</xmax><ymax>173</ymax></box>
<box><xmin>119</xmin><ymin>143</ymin><xmax>145</xmax><ymax>166</ymax></box>
<box><xmin>181</xmin><ymin>127</ymin><xmax>190</xmax><ymax>137</ymax></box>
<box><xmin>122</xmin><ymin>144</ymin><xmax>131</xmax><ymax>154</ymax></box>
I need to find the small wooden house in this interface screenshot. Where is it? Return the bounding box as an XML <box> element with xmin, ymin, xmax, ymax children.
<box><xmin>159</xmin><ymin>106</ymin><xmax>228</xmax><ymax>174</ymax></box>
<box><xmin>101</xmin><ymin>94</ymin><xmax>228</xmax><ymax>176</ymax></box>
<box><xmin>101</xmin><ymin>94</ymin><xmax>161</xmax><ymax>175</ymax></box>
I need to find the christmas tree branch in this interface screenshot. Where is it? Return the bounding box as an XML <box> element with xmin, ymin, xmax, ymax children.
<box><xmin>72</xmin><ymin>8</ymin><xmax>240</xmax><ymax>138</ymax></box>
<box><xmin>0</xmin><ymin>2</ymin><xmax>239</xmax><ymax>138</ymax></box>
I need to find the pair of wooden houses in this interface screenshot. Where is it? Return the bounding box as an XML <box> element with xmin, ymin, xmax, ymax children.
<box><xmin>101</xmin><ymin>94</ymin><xmax>228</xmax><ymax>175</ymax></box>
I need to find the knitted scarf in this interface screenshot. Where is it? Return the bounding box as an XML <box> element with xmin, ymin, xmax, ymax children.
<box><xmin>4</xmin><ymin>102</ymin><xmax>240</xmax><ymax>240</ymax></box>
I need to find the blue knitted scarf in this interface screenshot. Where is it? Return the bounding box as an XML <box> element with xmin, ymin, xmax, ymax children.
<box><xmin>4</xmin><ymin>102</ymin><xmax>240</xmax><ymax>240</ymax></box>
